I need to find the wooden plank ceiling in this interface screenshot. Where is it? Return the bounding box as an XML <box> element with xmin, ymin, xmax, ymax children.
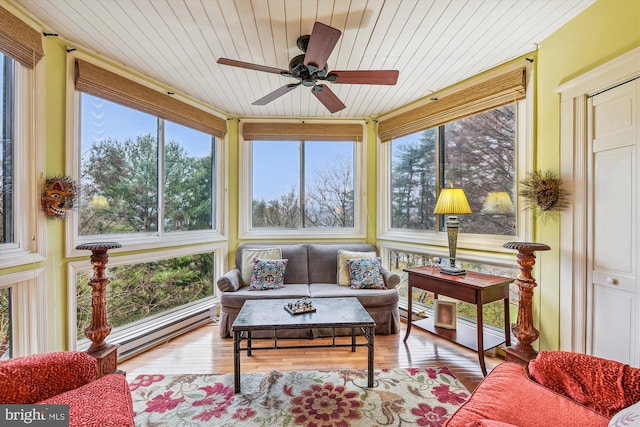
<box><xmin>16</xmin><ymin>0</ymin><xmax>595</xmax><ymax>119</ymax></box>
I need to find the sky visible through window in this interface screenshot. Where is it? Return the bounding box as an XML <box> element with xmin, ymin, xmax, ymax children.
<box><xmin>252</xmin><ymin>140</ymin><xmax>354</xmax><ymax>201</ymax></box>
<box><xmin>80</xmin><ymin>94</ymin><xmax>211</xmax><ymax>158</ymax></box>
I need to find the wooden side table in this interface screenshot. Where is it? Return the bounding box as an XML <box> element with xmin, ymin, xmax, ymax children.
<box><xmin>403</xmin><ymin>267</ymin><xmax>513</xmax><ymax>375</ymax></box>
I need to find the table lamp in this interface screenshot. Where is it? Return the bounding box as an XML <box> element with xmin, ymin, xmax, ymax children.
<box><xmin>434</xmin><ymin>181</ymin><xmax>472</xmax><ymax>275</ymax></box>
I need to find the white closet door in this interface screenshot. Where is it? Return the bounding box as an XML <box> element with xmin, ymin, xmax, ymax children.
<box><xmin>588</xmin><ymin>79</ymin><xmax>639</xmax><ymax>366</ymax></box>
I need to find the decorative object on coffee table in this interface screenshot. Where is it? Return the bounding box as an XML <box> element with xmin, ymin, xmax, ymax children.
<box><xmin>76</xmin><ymin>241</ymin><xmax>123</xmax><ymax>378</ymax></box>
<box><xmin>284</xmin><ymin>298</ymin><xmax>316</xmax><ymax>315</ymax></box>
<box><xmin>502</xmin><ymin>241</ymin><xmax>551</xmax><ymax>365</ymax></box>
<box><xmin>433</xmin><ymin>180</ymin><xmax>472</xmax><ymax>275</ymax></box>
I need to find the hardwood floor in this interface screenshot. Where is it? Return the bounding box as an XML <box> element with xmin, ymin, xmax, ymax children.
<box><xmin>119</xmin><ymin>319</ymin><xmax>503</xmax><ymax>392</ymax></box>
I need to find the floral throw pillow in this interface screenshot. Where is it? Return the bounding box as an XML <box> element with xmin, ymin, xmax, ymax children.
<box><xmin>347</xmin><ymin>257</ymin><xmax>386</xmax><ymax>289</ymax></box>
<box><xmin>249</xmin><ymin>258</ymin><xmax>288</xmax><ymax>290</ymax></box>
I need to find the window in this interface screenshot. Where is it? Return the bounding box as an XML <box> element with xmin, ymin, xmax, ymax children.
<box><xmin>390</xmin><ymin>105</ymin><xmax>517</xmax><ymax>235</ymax></box>
<box><xmin>385</xmin><ymin>248</ymin><xmax>518</xmax><ymax>329</ymax></box>
<box><xmin>1</xmin><ymin>53</ymin><xmax>13</xmax><ymax>246</ymax></box>
<box><xmin>240</xmin><ymin>121</ymin><xmax>365</xmax><ymax>238</ymax></box>
<box><xmin>79</xmin><ymin>94</ymin><xmax>215</xmax><ymax>238</ymax></box>
<box><xmin>251</xmin><ymin>140</ymin><xmax>354</xmax><ymax>229</ymax></box>
<box><xmin>75</xmin><ymin>252</ymin><xmax>214</xmax><ymax>343</ymax></box>
<box><xmin>70</xmin><ymin>245</ymin><xmax>221</xmax><ymax>357</ymax></box>
<box><xmin>0</xmin><ymin>287</ymin><xmax>11</xmax><ymax>360</ymax></box>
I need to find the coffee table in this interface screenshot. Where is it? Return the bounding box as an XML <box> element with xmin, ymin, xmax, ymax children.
<box><xmin>232</xmin><ymin>297</ymin><xmax>376</xmax><ymax>393</ymax></box>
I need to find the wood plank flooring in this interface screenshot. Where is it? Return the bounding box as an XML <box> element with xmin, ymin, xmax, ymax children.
<box><xmin>119</xmin><ymin>319</ymin><xmax>503</xmax><ymax>392</ymax></box>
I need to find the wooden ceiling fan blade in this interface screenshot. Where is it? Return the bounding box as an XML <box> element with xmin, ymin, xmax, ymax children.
<box><xmin>217</xmin><ymin>58</ymin><xmax>288</xmax><ymax>75</ymax></box>
<box><xmin>312</xmin><ymin>84</ymin><xmax>346</xmax><ymax>113</ymax></box>
<box><xmin>304</xmin><ymin>22</ymin><xmax>341</xmax><ymax>71</ymax></box>
<box><xmin>329</xmin><ymin>70</ymin><xmax>399</xmax><ymax>85</ymax></box>
<box><xmin>252</xmin><ymin>83</ymin><xmax>300</xmax><ymax>105</ymax></box>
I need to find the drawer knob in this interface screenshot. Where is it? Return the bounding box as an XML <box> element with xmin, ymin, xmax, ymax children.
<box><xmin>606</xmin><ymin>277</ymin><xmax>617</xmax><ymax>285</ymax></box>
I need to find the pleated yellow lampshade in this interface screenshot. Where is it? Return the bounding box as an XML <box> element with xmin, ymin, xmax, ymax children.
<box><xmin>433</xmin><ymin>188</ymin><xmax>472</xmax><ymax>215</ymax></box>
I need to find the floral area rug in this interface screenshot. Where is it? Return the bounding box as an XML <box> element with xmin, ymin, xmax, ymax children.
<box><xmin>130</xmin><ymin>367</ymin><xmax>469</xmax><ymax>427</ymax></box>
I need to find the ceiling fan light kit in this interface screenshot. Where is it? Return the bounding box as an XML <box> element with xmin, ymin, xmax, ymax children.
<box><xmin>217</xmin><ymin>21</ymin><xmax>399</xmax><ymax>113</ymax></box>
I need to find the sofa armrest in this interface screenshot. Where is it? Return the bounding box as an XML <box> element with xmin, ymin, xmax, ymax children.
<box><xmin>528</xmin><ymin>350</ymin><xmax>640</xmax><ymax>418</ymax></box>
<box><xmin>0</xmin><ymin>351</ymin><xmax>98</xmax><ymax>404</ymax></box>
<box><xmin>217</xmin><ymin>268</ymin><xmax>242</xmax><ymax>292</ymax></box>
<box><xmin>381</xmin><ymin>268</ymin><xmax>400</xmax><ymax>289</ymax></box>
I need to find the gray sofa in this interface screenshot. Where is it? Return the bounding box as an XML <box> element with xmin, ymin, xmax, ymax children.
<box><xmin>216</xmin><ymin>243</ymin><xmax>400</xmax><ymax>338</ymax></box>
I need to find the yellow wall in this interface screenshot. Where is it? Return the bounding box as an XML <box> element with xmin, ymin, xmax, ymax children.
<box><xmin>535</xmin><ymin>0</ymin><xmax>640</xmax><ymax>350</ymax></box>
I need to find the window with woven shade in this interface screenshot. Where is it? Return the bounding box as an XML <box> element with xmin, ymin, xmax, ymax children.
<box><xmin>239</xmin><ymin>121</ymin><xmax>365</xmax><ymax>238</ymax></box>
<box><xmin>378</xmin><ymin>64</ymin><xmax>530</xmax><ymax>251</ymax></box>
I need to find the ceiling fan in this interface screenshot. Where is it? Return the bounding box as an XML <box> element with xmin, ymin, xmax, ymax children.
<box><xmin>217</xmin><ymin>22</ymin><xmax>399</xmax><ymax>113</ymax></box>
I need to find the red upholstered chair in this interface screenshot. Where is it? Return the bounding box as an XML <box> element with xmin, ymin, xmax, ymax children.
<box><xmin>445</xmin><ymin>351</ymin><xmax>640</xmax><ymax>427</ymax></box>
<box><xmin>0</xmin><ymin>351</ymin><xmax>134</xmax><ymax>427</ymax></box>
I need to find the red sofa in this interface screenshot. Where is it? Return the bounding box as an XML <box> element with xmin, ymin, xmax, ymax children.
<box><xmin>445</xmin><ymin>351</ymin><xmax>640</xmax><ymax>427</ymax></box>
<box><xmin>0</xmin><ymin>351</ymin><xmax>134</xmax><ymax>427</ymax></box>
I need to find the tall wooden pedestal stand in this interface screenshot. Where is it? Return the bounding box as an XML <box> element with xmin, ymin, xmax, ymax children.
<box><xmin>76</xmin><ymin>242</ymin><xmax>123</xmax><ymax>378</ymax></box>
<box><xmin>502</xmin><ymin>242</ymin><xmax>550</xmax><ymax>367</ymax></box>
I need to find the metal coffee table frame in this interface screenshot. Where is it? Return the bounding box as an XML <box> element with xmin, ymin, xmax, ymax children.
<box><xmin>232</xmin><ymin>297</ymin><xmax>376</xmax><ymax>393</ymax></box>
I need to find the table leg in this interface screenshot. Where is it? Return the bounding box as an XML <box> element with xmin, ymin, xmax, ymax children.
<box><xmin>403</xmin><ymin>283</ymin><xmax>412</xmax><ymax>342</ymax></box>
<box><xmin>503</xmin><ymin>297</ymin><xmax>511</xmax><ymax>346</ymax></box>
<box><xmin>233</xmin><ymin>330</ymin><xmax>241</xmax><ymax>393</ymax></box>
<box><xmin>366</xmin><ymin>326</ymin><xmax>375</xmax><ymax>388</ymax></box>
<box><xmin>247</xmin><ymin>331</ymin><xmax>252</xmax><ymax>356</ymax></box>
<box><xmin>476</xmin><ymin>297</ymin><xmax>487</xmax><ymax>376</ymax></box>
<box><xmin>351</xmin><ymin>328</ymin><xmax>356</xmax><ymax>352</ymax></box>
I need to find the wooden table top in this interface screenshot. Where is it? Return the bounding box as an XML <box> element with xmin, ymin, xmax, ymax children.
<box><xmin>404</xmin><ymin>266</ymin><xmax>514</xmax><ymax>289</ymax></box>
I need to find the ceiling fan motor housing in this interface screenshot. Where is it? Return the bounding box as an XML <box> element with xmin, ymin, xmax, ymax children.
<box><xmin>288</xmin><ymin>54</ymin><xmax>328</xmax><ymax>81</ymax></box>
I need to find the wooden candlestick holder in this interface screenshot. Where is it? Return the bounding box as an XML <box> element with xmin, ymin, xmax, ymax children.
<box><xmin>76</xmin><ymin>242</ymin><xmax>123</xmax><ymax>378</ymax></box>
<box><xmin>502</xmin><ymin>241</ymin><xmax>550</xmax><ymax>366</ymax></box>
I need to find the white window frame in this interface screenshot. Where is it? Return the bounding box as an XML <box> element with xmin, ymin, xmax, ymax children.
<box><xmin>238</xmin><ymin>119</ymin><xmax>367</xmax><ymax>240</ymax></box>
<box><xmin>0</xmin><ymin>53</ymin><xmax>46</xmax><ymax>268</ymax></box>
<box><xmin>67</xmin><ymin>243</ymin><xmax>225</xmax><ymax>354</ymax></box>
<box><xmin>377</xmin><ymin>65</ymin><xmax>533</xmax><ymax>255</ymax></box>
<box><xmin>64</xmin><ymin>53</ymin><xmax>227</xmax><ymax>258</ymax></box>
<box><xmin>0</xmin><ymin>268</ymin><xmax>47</xmax><ymax>357</ymax></box>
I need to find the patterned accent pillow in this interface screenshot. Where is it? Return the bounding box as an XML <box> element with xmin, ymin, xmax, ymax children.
<box><xmin>249</xmin><ymin>258</ymin><xmax>288</xmax><ymax>290</ymax></box>
<box><xmin>347</xmin><ymin>257</ymin><xmax>386</xmax><ymax>289</ymax></box>
<box><xmin>336</xmin><ymin>250</ymin><xmax>377</xmax><ymax>286</ymax></box>
<box><xmin>240</xmin><ymin>248</ymin><xmax>281</xmax><ymax>286</ymax></box>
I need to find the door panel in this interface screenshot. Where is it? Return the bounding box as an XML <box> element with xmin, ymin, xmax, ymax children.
<box><xmin>588</xmin><ymin>79</ymin><xmax>638</xmax><ymax>366</ymax></box>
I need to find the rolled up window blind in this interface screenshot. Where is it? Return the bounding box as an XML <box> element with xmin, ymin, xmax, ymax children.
<box><xmin>0</xmin><ymin>5</ymin><xmax>44</xmax><ymax>69</ymax></box>
<box><xmin>74</xmin><ymin>59</ymin><xmax>227</xmax><ymax>138</ymax></box>
<box><xmin>242</xmin><ymin>122</ymin><xmax>362</xmax><ymax>141</ymax></box>
<box><xmin>378</xmin><ymin>67</ymin><xmax>526</xmax><ymax>142</ymax></box>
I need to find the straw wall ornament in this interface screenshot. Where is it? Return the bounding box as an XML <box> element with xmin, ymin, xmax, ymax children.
<box><xmin>519</xmin><ymin>170</ymin><xmax>568</xmax><ymax>221</ymax></box>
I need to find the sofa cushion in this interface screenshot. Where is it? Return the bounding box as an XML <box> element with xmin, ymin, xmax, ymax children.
<box><xmin>220</xmin><ymin>284</ymin><xmax>311</xmax><ymax>309</ymax></box>
<box><xmin>347</xmin><ymin>257</ymin><xmax>386</xmax><ymax>289</ymax></box>
<box><xmin>240</xmin><ymin>247</ymin><xmax>281</xmax><ymax>286</ymax></box>
<box><xmin>444</xmin><ymin>362</ymin><xmax>609</xmax><ymax>427</ymax></box>
<box><xmin>308</xmin><ymin>243</ymin><xmax>377</xmax><ymax>283</ymax></box>
<box><xmin>528</xmin><ymin>350</ymin><xmax>640</xmax><ymax>419</ymax></box>
<box><xmin>236</xmin><ymin>244</ymin><xmax>309</xmax><ymax>284</ymax></box>
<box><xmin>337</xmin><ymin>249</ymin><xmax>377</xmax><ymax>285</ymax></box>
<box><xmin>309</xmin><ymin>283</ymin><xmax>398</xmax><ymax>307</ymax></box>
<box><xmin>249</xmin><ymin>258</ymin><xmax>288</xmax><ymax>290</ymax></box>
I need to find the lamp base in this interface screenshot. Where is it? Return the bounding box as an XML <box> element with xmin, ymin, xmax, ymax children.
<box><xmin>440</xmin><ymin>266</ymin><xmax>466</xmax><ymax>276</ymax></box>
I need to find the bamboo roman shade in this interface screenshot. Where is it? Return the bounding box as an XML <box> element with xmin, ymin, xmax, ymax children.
<box><xmin>75</xmin><ymin>59</ymin><xmax>227</xmax><ymax>138</ymax></box>
<box><xmin>0</xmin><ymin>5</ymin><xmax>44</xmax><ymax>69</ymax></box>
<box><xmin>243</xmin><ymin>122</ymin><xmax>362</xmax><ymax>141</ymax></box>
<box><xmin>378</xmin><ymin>67</ymin><xmax>526</xmax><ymax>142</ymax></box>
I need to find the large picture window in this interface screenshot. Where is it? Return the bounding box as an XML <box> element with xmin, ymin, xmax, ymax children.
<box><xmin>79</xmin><ymin>94</ymin><xmax>215</xmax><ymax>237</ymax></box>
<box><xmin>1</xmin><ymin>53</ymin><xmax>14</xmax><ymax>246</ymax></box>
<box><xmin>388</xmin><ymin>103</ymin><xmax>519</xmax><ymax>239</ymax></box>
<box><xmin>251</xmin><ymin>140</ymin><xmax>354</xmax><ymax>229</ymax></box>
